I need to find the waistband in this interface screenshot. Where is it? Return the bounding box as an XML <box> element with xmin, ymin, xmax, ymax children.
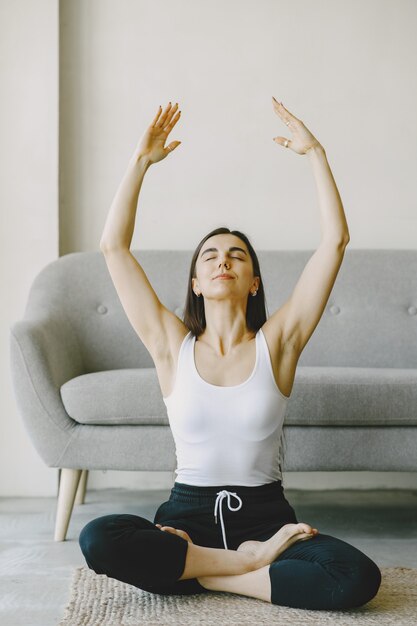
<box><xmin>172</xmin><ymin>479</ymin><xmax>283</xmax><ymax>502</ymax></box>
<box><xmin>171</xmin><ymin>480</ymin><xmax>284</xmax><ymax>550</ymax></box>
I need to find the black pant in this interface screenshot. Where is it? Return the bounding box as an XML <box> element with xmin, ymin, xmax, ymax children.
<box><xmin>79</xmin><ymin>480</ymin><xmax>381</xmax><ymax>610</ymax></box>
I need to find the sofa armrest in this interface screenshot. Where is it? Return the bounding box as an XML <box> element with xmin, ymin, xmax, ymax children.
<box><xmin>9</xmin><ymin>315</ymin><xmax>85</xmax><ymax>467</ymax></box>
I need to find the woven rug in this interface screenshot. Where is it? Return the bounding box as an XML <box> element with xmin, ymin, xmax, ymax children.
<box><xmin>57</xmin><ymin>566</ymin><xmax>417</xmax><ymax>625</ymax></box>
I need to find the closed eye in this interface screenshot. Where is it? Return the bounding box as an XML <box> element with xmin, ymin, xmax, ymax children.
<box><xmin>205</xmin><ymin>256</ymin><xmax>243</xmax><ymax>261</ymax></box>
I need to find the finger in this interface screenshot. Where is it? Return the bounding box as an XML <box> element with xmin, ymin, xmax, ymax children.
<box><xmin>280</xmin><ymin>103</ymin><xmax>301</xmax><ymax>125</ymax></box>
<box><xmin>163</xmin><ymin>526</ymin><xmax>180</xmax><ymax>534</ymax></box>
<box><xmin>163</xmin><ymin>103</ymin><xmax>179</xmax><ymax>128</ymax></box>
<box><xmin>273</xmin><ymin>99</ymin><xmax>298</xmax><ymax>124</ymax></box>
<box><xmin>272</xmin><ymin>98</ymin><xmax>284</xmax><ymax>116</ymax></box>
<box><xmin>272</xmin><ymin>97</ymin><xmax>287</xmax><ymax>114</ymax></box>
<box><xmin>273</xmin><ymin>136</ymin><xmax>291</xmax><ymax>148</ymax></box>
<box><xmin>164</xmin><ymin>110</ymin><xmax>181</xmax><ymax>133</ymax></box>
<box><xmin>165</xmin><ymin>141</ymin><xmax>181</xmax><ymax>155</ymax></box>
<box><xmin>272</xmin><ymin>101</ymin><xmax>293</xmax><ymax>127</ymax></box>
<box><xmin>151</xmin><ymin>105</ymin><xmax>162</xmax><ymax>128</ymax></box>
<box><xmin>156</xmin><ymin>102</ymin><xmax>174</xmax><ymax>128</ymax></box>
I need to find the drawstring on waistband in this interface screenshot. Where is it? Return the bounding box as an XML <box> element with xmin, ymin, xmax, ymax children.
<box><xmin>214</xmin><ymin>490</ymin><xmax>243</xmax><ymax>549</ymax></box>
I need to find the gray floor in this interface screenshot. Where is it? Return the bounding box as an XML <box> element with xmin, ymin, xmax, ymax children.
<box><xmin>1</xmin><ymin>487</ymin><xmax>417</xmax><ymax>626</ymax></box>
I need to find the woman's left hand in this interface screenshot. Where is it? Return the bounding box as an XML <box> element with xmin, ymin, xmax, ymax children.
<box><xmin>272</xmin><ymin>97</ymin><xmax>323</xmax><ymax>155</ymax></box>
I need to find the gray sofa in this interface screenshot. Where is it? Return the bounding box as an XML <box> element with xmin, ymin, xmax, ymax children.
<box><xmin>9</xmin><ymin>249</ymin><xmax>417</xmax><ymax>541</ymax></box>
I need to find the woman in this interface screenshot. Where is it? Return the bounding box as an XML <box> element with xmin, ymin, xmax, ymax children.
<box><xmin>79</xmin><ymin>101</ymin><xmax>382</xmax><ymax>610</ymax></box>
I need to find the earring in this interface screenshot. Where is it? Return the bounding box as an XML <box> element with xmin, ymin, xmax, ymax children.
<box><xmin>252</xmin><ymin>291</ymin><xmax>258</xmax><ymax>297</ymax></box>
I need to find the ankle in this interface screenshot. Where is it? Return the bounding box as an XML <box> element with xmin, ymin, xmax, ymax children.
<box><xmin>241</xmin><ymin>548</ymin><xmax>263</xmax><ymax>572</ymax></box>
<box><xmin>197</xmin><ymin>575</ymin><xmax>211</xmax><ymax>589</ymax></box>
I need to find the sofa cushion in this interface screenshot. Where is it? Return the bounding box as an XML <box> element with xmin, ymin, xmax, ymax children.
<box><xmin>60</xmin><ymin>369</ymin><xmax>168</xmax><ymax>425</ymax></box>
<box><xmin>60</xmin><ymin>366</ymin><xmax>417</xmax><ymax>427</ymax></box>
<box><xmin>286</xmin><ymin>366</ymin><xmax>417</xmax><ymax>426</ymax></box>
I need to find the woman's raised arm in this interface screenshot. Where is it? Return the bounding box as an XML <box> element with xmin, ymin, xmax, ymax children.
<box><xmin>98</xmin><ymin>103</ymin><xmax>186</xmax><ymax>365</ymax></box>
<box><xmin>266</xmin><ymin>98</ymin><xmax>350</xmax><ymax>355</ymax></box>
<box><xmin>100</xmin><ymin>102</ymin><xmax>182</xmax><ymax>251</ymax></box>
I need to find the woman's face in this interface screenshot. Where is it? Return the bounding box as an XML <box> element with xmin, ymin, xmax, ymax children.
<box><xmin>192</xmin><ymin>234</ymin><xmax>259</xmax><ymax>300</ymax></box>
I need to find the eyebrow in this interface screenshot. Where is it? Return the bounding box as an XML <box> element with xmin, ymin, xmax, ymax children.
<box><xmin>201</xmin><ymin>246</ymin><xmax>248</xmax><ymax>257</ymax></box>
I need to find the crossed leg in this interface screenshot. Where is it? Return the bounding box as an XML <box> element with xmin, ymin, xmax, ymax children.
<box><xmin>80</xmin><ymin>514</ymin><xmax>316</xmax><ymax>596</ymax></box>
<box><xmin>79</xmin><ymin>514</ymin><xmax>381</xmax><ymax>609</ymax></box>
<box><xmin>198</xmin><ymin>533</ymin><xmax>382</xmax><ymax>610</ymax></box>
<box><xmin>199</xmin><ymin>564</ymin><xmax>272</xmax><ymax>602</ymax></box>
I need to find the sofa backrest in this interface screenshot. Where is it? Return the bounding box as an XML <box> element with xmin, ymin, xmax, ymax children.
<box><xmin>23</xmin><ymin>249</ymin><xmax>417</xmax><ymax>371</ymax></box>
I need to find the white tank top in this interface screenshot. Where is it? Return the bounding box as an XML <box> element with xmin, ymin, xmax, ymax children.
<box><xmin>163</xmin><ymin>327</ymin><xmax>290</xmax><ymax>486</ymax></box>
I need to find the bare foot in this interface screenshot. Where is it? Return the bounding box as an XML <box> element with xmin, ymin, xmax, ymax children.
<box><xmin>237</xmin><ymin>523</ymin><xmax>319</xmax><ymax>569</ymax></box>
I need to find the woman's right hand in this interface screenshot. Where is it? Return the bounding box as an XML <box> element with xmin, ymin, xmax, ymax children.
<box><xmin>156</xmin><ymin>524</ymin><xmax>194</xmax><ymax>544</ymax></box>
<box><xmin>132</xmin><ymin>102</ymin><xmax>182</xmax><ymax>166</ymax></box>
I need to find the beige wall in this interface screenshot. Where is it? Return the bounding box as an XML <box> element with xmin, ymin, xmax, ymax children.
<box><xmin>1</xmin><ymin>0</ymin><xmax>59</xmax><ymax>497</ymax></box>
<box><xmin>2</xmin><ymin>0</ymin><xmax>416</xmax><ymax>496</ymax></box>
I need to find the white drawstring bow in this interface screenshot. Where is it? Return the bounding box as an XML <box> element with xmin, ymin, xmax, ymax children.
<box><xmin>214</xmin><ymin>490</ymin><xmax>243</xmax><ymax>549</ymax></box>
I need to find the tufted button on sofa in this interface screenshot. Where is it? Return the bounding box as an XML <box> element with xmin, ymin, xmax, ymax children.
<box><xmin>9</xmin><ymin>249</ymin><xmax>417</xmax><ymax>540</ymax></box>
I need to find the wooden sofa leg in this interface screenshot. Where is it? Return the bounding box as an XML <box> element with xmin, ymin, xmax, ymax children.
<box><xmin>54</xmin><ymin>468</ymin><xmax>82</xmax><ymax>541</ymax></box>
<box><xmin>75</xmin><ymin>469</ymin><xmax>89</xmax><ymax>505</ymax></box>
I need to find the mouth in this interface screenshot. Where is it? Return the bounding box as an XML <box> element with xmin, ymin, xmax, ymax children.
<box><xmin>215</xmin><ymin>275</ymin><xmax>234</xmax><ymax>280</ymax></box>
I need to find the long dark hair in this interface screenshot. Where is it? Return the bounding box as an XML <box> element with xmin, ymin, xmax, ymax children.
<box><xmin>182</xmin><ymin>227</ymin><xmax>269</xmax><ymax>337</ymax></box>
<box><xmin>173</xmin><ymin>226</ymin><xmax>288</xmax><ymax>486</ymax></box>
